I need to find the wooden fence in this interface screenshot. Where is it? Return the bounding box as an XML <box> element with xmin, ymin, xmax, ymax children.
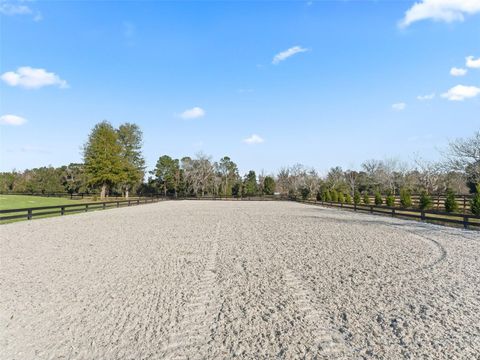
<box><xmin>298</xmin><ymin>199</ymin><xmax>479</xmax><ymax>230</ymax></box>
<box><xmin>0</xmin><ymin>197</ymin><xmax>166</xmax><ymax>222</ymax></box>
<box><xmin>1</xmin><ymin>195</ymin><xmax>478</xmax><ymax>230</ymax></box>
<box><xmin>363</xmin><ymin>194</ymin><xmax>473</xmax><ymax>213</ymax></box>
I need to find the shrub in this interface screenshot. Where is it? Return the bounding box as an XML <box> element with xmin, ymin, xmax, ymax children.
<box><xmin>300</xmin><ymin>187</ymin><xmax>310</xmax><ymax>200</ymax></box>
<box><xmin>353</xmin><ymin>191</ymin><xmax>361</xmax><ymax>205</ymax></box>
<box><xmin>386</xmin><ymin>194</ymin><xmax>395</xmax><ymax>207</ymax></box>
<box><xmin>444</xmin><ymin>189</ymin><xmax>458</xmax><ymax>213</ymax></box>
<box><xmin>363</xmin><ymin>193</ymin><xmax>370</xmax><ymax>205</ymax></box>
<box><xmin>338</xmin><ymin>192</ymin><xmax>345</xmax><ymax>203</ymax></box>
<box><xmin>419</xmin><ymin>191</ymin><xmax>432</xmax><ymax>210</ymax></box>
<box><xmin>374</xmin><ymin>191</ymin><xmax>383</xmax><ymax>206</ymax></box>
<box><xmin>400</xmin><ymin>188</ymin><xmax>412</xmax><ymax>208</ymax></box>
<box><xmin>345</xmin><ymin>193</ymin><xmax>352</xmax><ymax>204</ymax></box>
<box><xmin>324</xmin><ymin>190</ymin><xmax>332</xmax><ymax>202</ymax></box>
<box><xmin>331</xmin><ymin>189</ymin><xmax>339</xmax><ymax>202</ymax></box>
<box><xmin>471</xmin><ymin>184</ymin><xmax>480</xmax><ymax>215</ymax></box>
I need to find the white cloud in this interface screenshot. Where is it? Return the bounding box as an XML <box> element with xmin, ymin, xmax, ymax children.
<box><xmin>272</xmin><ymin>46</ymin><xmax>309</xmax><ymax>64</ymax></box>
<box><xmin>450</xmin><ymin>67</ymin><xmax>467</xmax><ymax>76</ymax></box>
<box><xmin>179</xmin><ymin>107</ymin><xmax>205</xmax><ymax>119</ymax></box>
<box><xmin>399</xmin><ymin>0</ymin><xmax>480</xmax><ymax>28</ymax></box>
<box><xmin>0</xmin><ymin>3</ymin><xmax>30</xmax><ymax>15</ymax></box>
<box><xmin>1</xmin><ymin>67</ymin><xmax>68</xmax><ymax>89</ymax></box>
<box><xmin>466</xmin><ymin>55</ymin><xmax>480</xmax><ymax>68</ymax></box>
<box><xmin>441</xmin><ymin>84</ymin><xmax>480</xmax><ymax>100</ymax></box>
<box><xmin>0</xmin><ymin>114</ymin><xmax>27</xmax><ymax>126</ymax></box>
<box><xmin>20</xmin><ymin>145</ymin><xmax>49</xmax><ymax>153</ymax></box>
<box><xmin>417</xmin><ymin>93</ymin><xmax>436</xmax><ymax>100</ymax></box>
<box><xmin>243</xmin><ymin>134</ymin><xmax>264</xmax><ymax>144</ymax></box>
<box><xmin>237</xmin><ymin>88</ymin><xmax>254</xmax><ymax>93</ymax></box>
<box><xmin>0</xmin><ymin>1</ymin><xmax>42</xmax><ymax>21</ymax></box>
<box><xmin>392</xmin><ymin>102</ymin><xmax>407</xmax><ymax>111</ymax></box>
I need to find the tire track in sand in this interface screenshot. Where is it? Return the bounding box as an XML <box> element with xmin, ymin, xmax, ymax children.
<box><xmin>159</xmin><ymin>221</ymin><xmax>220</xmax><ymax>359</ymax></box>
<box><xmin>284</xmin><ymin>269</ymin><xmax>355</xmax><ymax>359</ymax></box>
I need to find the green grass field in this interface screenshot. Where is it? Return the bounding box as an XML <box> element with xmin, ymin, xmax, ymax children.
<box><xmin>0</xmin><ymin>195</ymin><xmax>83</xmax><ymax>211</ymax></box>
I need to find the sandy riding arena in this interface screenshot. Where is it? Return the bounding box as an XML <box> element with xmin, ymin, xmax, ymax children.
<box><xmin>1</xmin><ymin>201</ymin><xmax>479</xmax><ymax>359</ymax></box>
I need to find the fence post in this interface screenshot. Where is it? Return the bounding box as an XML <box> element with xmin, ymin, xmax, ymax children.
<box><xmin>103</xmin><ymin>202</ymin><xmax>106</xmax><ymax>210</ymax></box>
<box><xmin>117</xmin><ymin>201</ymin><xmax>120</xmax><ymax>208</ymax></box>
<box><xmin>354</xmin><ymin>203</ymin><xmax>357</xmax><ymax>211</ymax></box>
<box><xmin>463</xmin><ymin>216</ymin><xmax>468</xmax><ymax>230</ymax></box>
<box><xmin>27</xmin><ymin>209</ymin><xmax>32</xmax><ymax>220</ymax></box>
<box><xmin>421</xmin><ymin>210</ymin><xmax>425</xmax><ymax>221</ymax></box>
<box><xmin>137</xmin><ymin>199</ymin><xmax>140</xmax><ymax>205</ymax></box>
<box><xmin>463</xmin><ymin>196</ymin><xmax>467</xmax><ymax>214</ymax></box>
<box><xmin>128</xmin><ymin>200</ymin><xmax>131</xmax><ymax>206</ymax></box>
<box><xmin>370</xmin><ymin>205</ymin><xmax>373</xmax><ymax>214</ymax></box>
<box><xmin>61</xmin><ymin>206</ymin><xmax>65</xmax><ymax>216</ymax></box>
<box><xmin>85</xmin><ymin>204</ymin><xmax>88</xmax><ymax>212</ymax></box>
<box><xmin>392</xmin><ymin>208</ymin><xmax>395</xmax><ymax>217</ymax></box>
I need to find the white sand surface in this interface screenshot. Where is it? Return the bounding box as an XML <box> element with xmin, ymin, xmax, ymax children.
<box><xmin>1</xmin><ymin>201</ymin><xmax>479</xmax><ymax>359</ymax></box>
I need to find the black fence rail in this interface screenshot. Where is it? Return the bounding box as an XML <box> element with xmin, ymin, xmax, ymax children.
<box><xmin>2</xmin><ymin>195</ymin><xmax>478</xmax><ymax>230</ymax></box>
<box><xmin>0</xmin><ymin>192</ymin><xmax>156</xmax><ymax>200</ymax></box>
<box><xmin>362</xmin><ymin>194</ymin><xmax>473</xmax><ymax>213</ymax></box>
<box><xmin>299</xmin><ymin>199</ymin><xmax>479</xmax><ymax>230</ymax></box>
<box><xmin>0</xmin><ymin>197</ymin><xmax>166</xmax><ymax>222</ymax></box>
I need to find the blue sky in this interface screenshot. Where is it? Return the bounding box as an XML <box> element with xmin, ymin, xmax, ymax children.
<box><xmin>1</xmin><ymin>0</ymin><xmax>479</xmax><ymax>175</ymax></box>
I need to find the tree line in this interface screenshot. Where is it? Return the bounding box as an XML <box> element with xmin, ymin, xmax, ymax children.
<box><xmin>1</xmin><ymin>122</ymin><xmax>479</xmax><ymax>213</ymax></box>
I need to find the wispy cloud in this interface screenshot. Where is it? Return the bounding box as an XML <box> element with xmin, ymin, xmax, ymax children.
<box><xmin>417</xmin><ymin>93</ymin><xmax>435</xmax><ymax>101</ymax></box>
<box><xmin>0</xmin><ymin>114</ymin><xmax>27</xmax><ymax>126</ymax></box>
<box><xmin>0</xmin><ymin>0</ymin><xmax>42</xmax><ymax>21</ymax></box>
<box><xmin>20</xmin><ymin>145</ymin><xmax>50</xmax><ymax>153</ymax></box>
<box><xmin>123</xmin><ymin>21</ymin><xmax>135</xmax><ymax>46</ymax></box>
<box><xmin>243</xmin><ymin>134</ymin><xmax>264</xmax><ymax>144</ymax></box>
<box><xmin>272</xmin><ymin>46</ymin><xmax>309</xmax><ymax>65</ymax></box>
<box><xmin>178</xmin><ymin>107</ymin><xmax>205</xmax><ymax>119</ymax></box>
<box><xmin>392</xmin><ymin>102</ymin><xmax>406</xmax><ymax>111</ymax></box>
<box><xmin>237</xmin><ymin>88</ymin><xmax>254</xmax><ymax>94</ymax></box>
<box><xmin>442</xmin><ymin>84</ymin><xmax>480</xmax><ymax>101</ymax></box>
<box><xmin>1</xmin><ymin>67</ymin><xmax>68</xmax><ymax>89</ymax></box>
<box><xmin>399</xmin><ymin>0</ymin><xmax>480</xmax><ymax>28</ymax></box>
<box><xmin>466</xmin><ymin>55</ymin><xmax>480</xmax><ymax>68</ymax></box>
<box><xmin>450</xmin><ymin>67</ymin><xmax>467</xmax><ymax>76</ymax></box>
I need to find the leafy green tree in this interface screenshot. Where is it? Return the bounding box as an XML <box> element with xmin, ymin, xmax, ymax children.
<box><xmin>338</xmin><ymin>192</ymin><xmax>345</xmax><ymax>203</ymax></box>
<box><xmin>374</xmin><ymin>191</ymin><xmax>383</xmax><ymax>206</ymax></box>
<box><xmin>363</xmin><ymin>192</ymin><xmax>370</xmax><ymax>205</ymax></box>
<box><xmin>61</xmin><ymin>163</ymin><xmax>88</xmax><ymax>194</ymax></box>
<box><xmin>83</xmin><ymin>121</ymin><xmax>124</xmax><ymax>198</ymax></box>
<box><xmin>400</xmin><ymin>188</ymin><xmax>412</xmax><ymax>208</ymax></box>
<box><xmin>324</xmin><ymin>189</ymin><xmax>332</xmax><ymax>202</ymax></box>
<box><xmin>154</xmin><ymin>155</ymin><xmax>180</xmax><ymax>196</ymax></box>
<box><xmin>354</xmin><ymin>191</ymin><xmax>361</xmax><ymax>205</ymax></box>
<box><xmin>331</xmin><ymin>189</ymin><xmax>339</xmax><ymax>202</ymax></box>
<box><xmin>444</xmin><ymin>189</ymin><xmax>458</xmax><ymax>213</ymax></box>
<box><xmin>300</xmin><ymin>187</ymin><xmax>310</xmax><ymax>200</ymax></box>
<box><xmin>345</xmin><ymin>193</ymin><xmax>352</xmax><ymax>204</ymax></box>
<box><xmin>470</xmin><ymin>184</ymin><xmax>480</xmax><ymax>215</ymax></box>
<box><xmin>243</xmin><ymin>170</ymin><xmax>257</xmax><ymax>196</ymax></box>
<box><xmin>218</xmin><ymin>156</ymin><xmax>239</xmax><ymax>196</ymax></box>
<box><xmin>0</xmin><ymin>172</ymin><xmax>17</xmax><ymax>192</ymax></box>
<box><xmin>419</xmin><ymin>191</ymin><xmax>433</xmax><ymax>210</ymax></box>
<box><xmin>117</xmin><ymin>123</ymin><xmax>145</xmax><ymax>198</ymax></box>
<box><xmin>263</xmin><ymin>176</ymin><xmax>275</xmax><ymax>195</ymax></box>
